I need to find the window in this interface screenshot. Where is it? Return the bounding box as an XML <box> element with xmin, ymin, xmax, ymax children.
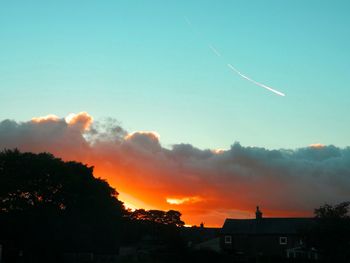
<box><xmin>279</xmin><ymin>237</ymin><xmax>287</xmax><ymax>245</ymax></box>
<box><xmin>224</xmin><ymin>235</ymin><xmax>232</xmax><ymax>244</ymax></box>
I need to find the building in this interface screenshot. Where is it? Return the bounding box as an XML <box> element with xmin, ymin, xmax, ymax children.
<box><xmin>221</xmin><ymin>207</ymin><xmax>318</xmax><ymax>261</ymax></box>
<box><xmin>181</xmin><ymin>224</ymin><xmax>221</xmax><ymax>251</ymax></box>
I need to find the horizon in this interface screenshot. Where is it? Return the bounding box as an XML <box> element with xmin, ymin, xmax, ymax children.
<box><xmin>0</xmin><ymin>112</ymin><xmax>348</xmax><ymax>226</ymax></box>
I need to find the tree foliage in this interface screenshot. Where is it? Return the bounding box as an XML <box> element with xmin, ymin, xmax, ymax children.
<box><xmin>0</xmin><ymin>149</ymin><xmax>124</xmax><ymax>262</ymax></box>
<box><xmin>129</xmin><ymin>209</ymin><xmax>185</xmax><ymax>227</ymax></box>
<box><xmin>0</xmin><ymin>149</ymin><xmax>123</xmax><ymax>214</ymax></box>
<box><xmin>314</xmin><ymin>201</ymin><xmax>350</xmax><ymax>219</ymax></box>
<box><xmin>308</xmin><ymin>202</ymin><xmax>350</xmax><ymax>262</ymax></box>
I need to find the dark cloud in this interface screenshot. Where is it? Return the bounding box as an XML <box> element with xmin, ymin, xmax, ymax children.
<box><xmin>0</xmin><ymin>113</ymin><xmax>349</xmax><ymax>225</ymax></box>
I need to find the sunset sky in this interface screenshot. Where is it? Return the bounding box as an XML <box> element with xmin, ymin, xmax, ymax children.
<box><xmin>1</xmin><ymin>1</ymin><xmax>350</xmax><ymax>226</ymax></box>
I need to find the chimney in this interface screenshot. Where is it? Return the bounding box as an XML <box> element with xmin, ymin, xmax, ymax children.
<box><xmin>255</xmin><ymin>206</ymin><xmax>263</xmax><ymax>220</ymax></box>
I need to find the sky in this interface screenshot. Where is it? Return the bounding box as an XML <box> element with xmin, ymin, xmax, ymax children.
<box><xmin>1</xmin><ymin>1</ymin><xmax>350</xmax><ymax>226</ymax></box>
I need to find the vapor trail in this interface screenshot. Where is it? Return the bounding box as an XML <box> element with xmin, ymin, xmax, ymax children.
<box><xmin>184</xmin><ymin>17</ymin><xmax>286</xmax><ymax>97</ymax></box>
<box><xmin>184</xmin><ymin>16</ymin><xmax>194</xmax><ymax>28</ymax></box>
<box><xmin>227</xmin><ymin>64</ymin><xmax>285</xmax><ymax>97</ymax></box>
<box><xmin>184</xmin><ymin>16</ymin><xmax>201</xmax><ymax>38</ymax></box>
<box><xmin>209</xmin><ymin>44</ymin><xmax>221</xmax><ymax>57</ymax></box>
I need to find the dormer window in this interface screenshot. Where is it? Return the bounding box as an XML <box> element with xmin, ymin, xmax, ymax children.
<box><xmin>224</xmin><ymin>235</ymin><xmax>232</xmax><ymax>244</ymax></box>
<box><xmin>279</xmin><ymin>237</ymin><xmax>287</xmax><ymax>245</ymax></box>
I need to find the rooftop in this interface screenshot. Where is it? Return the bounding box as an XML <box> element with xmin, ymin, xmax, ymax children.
<box><xmin>222</xmin><ymin>217</ymin><xmax>314</xmax><ymax>235</ymax></box>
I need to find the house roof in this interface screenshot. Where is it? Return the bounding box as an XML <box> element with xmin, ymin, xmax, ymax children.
<box><xmin>222</xmin><ymin>218</ymin><xmax>314</xmax><ymax>235</ymax></box>
<box><xmin>181</xmin><ymin>227</ymin><xmax>221</xmax><ymax>244</ymax></box>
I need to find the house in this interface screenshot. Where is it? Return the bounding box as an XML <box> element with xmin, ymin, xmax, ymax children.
<box><xmin>286</xmin><ymin>246</ymin><xmax>319</xmax><ymax>261</ymax></box>
<box><xmin>193</xmin><ymin>237</ymin><xmax>221</xmax><ymax>253</ymax></box>
<box><xmin>221</xmin><ymin>206</ymin><xmax>318</xmax><ymax>261</ymax></box>
<box><xmin>181</xmin><ymin>224</ymin><xmax>221</xmax><ymax>251</ymax></box>
<box><xmin>0</xmin><ymin>240</ymin><xmax>21</xmax><ymax>263</ymax></box>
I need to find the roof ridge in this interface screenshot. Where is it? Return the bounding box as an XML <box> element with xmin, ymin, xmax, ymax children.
<box><xmin>225</xmin><ymin>217</ymin><xmax>313</xmax><ymax>220</ymax></box>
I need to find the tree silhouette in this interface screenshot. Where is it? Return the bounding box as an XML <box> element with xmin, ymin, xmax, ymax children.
<box><xmin>0</xmin><ymin>149</ymin><xmax>124</xmax><ymax>262</ymax></box>
<box><xmin>315</xmin><ymin>201</ymin><xmax>350</xmax><ymax>219</ymax></box>
<box><xmin>129</xmin><ymin>209</ymin><xmax>184</xmax><ymax>227</ymax></box>
<box><xmin>307</xmin><ymin>202</ymin><xmax>350</xmax><ymax>262</ymax></box>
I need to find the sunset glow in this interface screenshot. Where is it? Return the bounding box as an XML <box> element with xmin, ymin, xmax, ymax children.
<box><xmin>32</xmin><ymin>114</ymin><xmax>60</xmax><ymax>123</ymax></box>
<box><xmin>7</xmin><ymin>112</ymin><xmax>349</xmax><ymax>226</ymax></box>
<box><xmin>309</xmin><ymin>143</ymin><xmax>326</xmax><ymax>149</ymax></box>
<box><xmin>65</xmin><ymin>112</ymin><xmax>93</xmax><ymax>131</ymax></box>
<box><xmin>211</xmin><ymin>149</ymin><xmax>225</xmax><ymax>154</ymax></box>
<box><xmin>166</xmin><ymin>196</ymin><xmax>202</xmax><ymax>205</ymax></box>
<box><xmin>125</xmin><ymin>131</ymin><xmax>160</xmax><ymax>141</ymax></box>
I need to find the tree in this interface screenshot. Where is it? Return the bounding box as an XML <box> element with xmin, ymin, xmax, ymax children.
<box><xmin>164</xmin><ymin>210</ymin><xmax>185</xmax><ymax>227</ymax></box>
<box><xmin>129</xmin><ymin>209</ymin><xmax>185</xmax><ymax>227</ymax></box>
<box><xmin>124</xmin><ymin>208</ymin><xmax>186</xmax><ymax>254</ymax></box>
<box><xmin>0</xmin><ymin>149</ymin><xmax>125</xmax><ymax>262</ymax></box>
<box><xmin>315</xmin><ymin>201</ymin><xmax>350</xmax><ymax>219</ymax></box>
<box><xmin>308</xmin><ymin>202</ymin><xmax>350</xmax><ymax>262</ymax></box>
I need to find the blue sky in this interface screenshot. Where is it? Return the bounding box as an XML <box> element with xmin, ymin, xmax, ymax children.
<box><xmin>1</xmin><ymin>0</ymin><xmax>350</xmax><ymax>150</ymax></box>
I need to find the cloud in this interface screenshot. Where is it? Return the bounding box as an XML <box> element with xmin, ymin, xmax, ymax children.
<box><xmin>309</xmin><ymin>143</ymin><xmax>325</xmax><ymax>149</ymax></box>
<box><xmin>166</xmin><ymin>196</ymin><xmax>202</xmax><ymax>205</ymax></box>
<box><xmin>0</xmin><ymin>113</ymin><xmax>91</xmax><ymax>161</ymax></box>
<box><xmin>65</xmin><ymin>112</ymin><xmax>93</xmax><ymax>131</ymax></box>
<box><xmin>32</xmin><ymin>114</ymin><xmax>60</xmax><ymax>123</ymax></box>
<box><xmin>0</xmin><ymin>112</ymin><xmax>349</xmax><ymax>226</ymax></box>
<box><xmin>124</xmin><ymin>131</ymin><xmax>161</xmax><ymax>153</ymax></box>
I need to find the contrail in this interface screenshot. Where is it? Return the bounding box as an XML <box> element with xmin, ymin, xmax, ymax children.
<box><xmin>227</xmin><ymin>64</ymin><xmax>285</xmax><ymax>97</ymax></box>
<box><xmin>184</xmin><ymin>16</ymin><xmax>194</xmax><ymax>28</ymax></box>
<box><xmin>208</xmin><ymin>44</ymin><xmax>221</xmax><ymax>57</ymax></box>
<box><xmin>184</xmin><ymin>16</ymin><xmax>201</xmax><ymax>38</ymax></box>
<box><xmin>184</xmin><ymin>17</ymin><xmax>286</xmax><ymax>97</ymax></box>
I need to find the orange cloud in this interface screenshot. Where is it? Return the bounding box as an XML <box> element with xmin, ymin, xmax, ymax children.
<box><xmin>211</xmin><ymin>148</ymin><xmax>225</xmax><ymax>154</ymax></box>
<box><xmin>309</xmin><ymin>143</ymin><xmax>325</xmax><ymax>149</ymax></box>
<box><xmin>166</xmin><ymin>196</ymin><xmax>202</xmax><ymax>205</ymax></box>
<box><xmin>31</xmin><ymin>114</ymin><xmax>60</xmax><ymax>123</ymax></box>
<box><xmin>1</xmin><ymin>113</ymin><xmax>349</xmax><ymax>227</ymax></box>
<box><xmin>65</xmin><ymin>112</ymin><xmax>93</xmax><ymax>131</ymax></box>
<box><xmin>125</xmin><ymin>131</ymin><xmax>160</xmax><ymax>141</ymax></box>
